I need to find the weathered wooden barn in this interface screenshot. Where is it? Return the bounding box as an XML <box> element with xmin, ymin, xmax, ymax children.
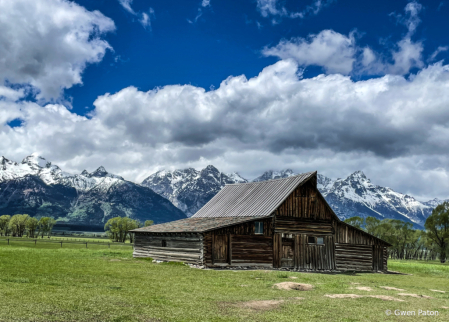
<box><xmin>131</xmin><ymin>171</ymin><xmax>391</xmax><ymax>272</ymax></box>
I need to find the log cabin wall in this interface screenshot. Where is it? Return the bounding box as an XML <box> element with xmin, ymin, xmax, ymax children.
<box><xmin>133</xmin><ymin>232</ymin><xmax>203</xmax><ymax>265</ymax></box>
<box><xmin>372</xmin><ymin>245</ymin><xmax>384</xmax><ymax>271</ymax></box>
<box><xmin>273</xmin><ymin>216</ymin><xmax>335</xmax><ymax>270</ymax></box>
<box><xmin>272</xmin><ymin>178</ymin><xmax>389</xmax><ymax>271</ymax></box>
<box><xmin>132</xmin><ymin>173</ymin><xmax>390</xmax><ymax>272</ymax></box>
<box><xmin>272</xmin><ymin>180</ymin><xmax>337</xmax><ymax>271</ymax></box>
<box><xmin>333</xmin><ymin>221</ymin><xmax>386</xmax><ymax>246</ymax></box>
<box><xmin>335</xmin><ymin>244</ymin><xmax>373</xmax><ymax>271</ymax></box>
<box><xmin>332</xmin><ymin>219</ymin><xmax>388</xmax><ymax>271</ymax></box>
<box><xmin>203</xmin><ymin>217</ymin><xmax>273</xmax><ymax>267</ymax></box>
<box><xmin>273</xmin><ymin>180</ymin><xmax>334</xmax><ymax>221</ymax></box>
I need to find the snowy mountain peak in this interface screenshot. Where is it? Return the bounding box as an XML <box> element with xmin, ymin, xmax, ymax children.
<box><xmin>0</xmin><ymin>154</ymin><xmax>186</xmax><ymax>226</ymax></box>
<box><xmin>1</xmin><ymin>156</ymin><xmax>18</xmax><ymax>169</ymax></box>
<box><xmin>90</xmin><ymin>166</ymin><xmax>108</xmax><ymax>177</ymax></box>
<box><xmin>348</xmin><ymin>170</ymin><xmax>368</xmax><ymax>181</ymax></box>
<box><xmin>252</xmin><ymin>169</ymin><xmax>296</xmax><ymax>182</ymax></box>
<box><xmin>202</xmin><ymin>165</ymin><xmax>220</xmax><ymax>174</ymax></box>
<box><xmin>141</xmin><ymin>165</ymin><xmax>250</xmax><ymax>217</ymax></box>
<box><xmin>21</xmin><ymin>153</ymin><xmax>51</xmax><ymax>169</ymax></box>
<box><xmin>423</xmin><ymin>198</ymin><xmax>448</xmax><ymax>208</ymax></box>
<box><xmin>83</xmin><ymin>166</ymin><xmax>124</xmax><ymax>180</ymax></box>
<box><xmin>225</xmin><ymin>172</ymin><xmax>248</xmax><ymax>183</ymax></box>
<box><xmin>317</xmin><ymin>174</ymin><xmax>335</xmax><ymax>194</ymax></box>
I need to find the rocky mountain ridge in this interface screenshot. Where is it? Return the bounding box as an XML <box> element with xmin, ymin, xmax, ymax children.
<box><xmin>142</xmin><ymin>167</ymin><xmax>448</xmax><ymax>227</ymax></box>
<box><xmin>141</xmin><ymin>165</ymin><xmax>247</xmax><ymax>217</ymax></box>
<box><xmin>2</xmin><ymin>154</ymin><xmax>446</xmax><ymax>228</ymax></box>
<box><xmin>0</xmin><ymin>154</ymin><xmax>186</xmax><ymax>225</ymax></box>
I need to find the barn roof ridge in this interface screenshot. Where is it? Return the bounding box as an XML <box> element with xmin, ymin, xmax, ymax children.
<box><xmin>191</xmin><ymin>171</ymin><xmax>316</xmax><ymax>218</ymax></box>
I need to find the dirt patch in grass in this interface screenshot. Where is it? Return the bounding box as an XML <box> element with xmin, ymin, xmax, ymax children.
<box><xmin>288</xmin><ymin>276</ymin><xmax>298</xmax><ymax>279</ymax></box>
<box><xmin>325</xmin><ymin>294</ymin><xmax>363</xmax><ymax>299</ymax></box>
<box><xmin>325</xmin><ymin>294</ymin><xmax>404</xmax><ymax>301</ymax></box>
<box><xmin>273</xmin><ymin>282</ymin><xmax>314</xmax><ymax>291</ymax></box>
<box><xmin>430</xmin><ymin>289</ymin><xmax>446</xmax><ymax>293</ymax></box>
<box><xmin>109</xmin><ymin>259</ymin><xmax>121</xmax><ymax>262</ymax></box>
<box><xmin>230</xmin><ymin>297</ymin><xmax>304</xmax><ymax>312</ymax></box>
<box><xmin>398</xmin><ymin>293</ymin><xmax>433</xmax><ymax>299</ymax></box>
<box><xmin>369</xmin><ymin>295</ymin><xmax>404</xmax><ymax>302</ymax></box>
<box><xmin>379</xmin><ymin>286</ymin><xmax>405</xmax><ymax>291</ymax></box>
<box><xmin>354</xmin><ymin>286</ymin><xmax>373</xmax><ymax>291</ymax></box>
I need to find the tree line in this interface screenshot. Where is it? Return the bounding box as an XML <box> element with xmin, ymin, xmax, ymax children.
<box><xmin>104</xmin><ymin>217</ymin><xmax>153</xmax><ymax>243</ymax></box>
<box><xmin>344</xmin><ymin>201</ymin><xmax>449</xmax><ymax>263</ymax></box>
<box><xmin>0</xmin><ymin>215</ymin><xmax>56</xmax><ymax>238</ymax></box>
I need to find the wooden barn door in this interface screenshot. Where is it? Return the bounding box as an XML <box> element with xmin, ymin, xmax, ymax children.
<box><xmin>212</xmin><ymin>234</ymin><xmax>228</xmax><ymax>264</ymax></box>
<box><xmin>281</xmin><ymin>235</ymin><xmax>295</xmax><ymax>268</ymax></box>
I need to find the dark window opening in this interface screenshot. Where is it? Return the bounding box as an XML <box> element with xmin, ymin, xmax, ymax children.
<box><xmin>308</xmin><ymin>236</ymin><xmax>325</xmax><ymax>245</ymax></box>
<box><xmin>161</xmin><ymin>240</ymin><xmax>167</xmax><ymax>247</ymax></box>
<box><xmin>255</xmin><ymin>222</ymin><xmax>264</xmax><ymax>234</ymax></box>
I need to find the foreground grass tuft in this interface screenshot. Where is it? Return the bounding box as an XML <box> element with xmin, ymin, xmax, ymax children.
<box><xmin>0</xmin><ymin>244</ymin><xmax>448</xmax><ymax>321</ymax></box>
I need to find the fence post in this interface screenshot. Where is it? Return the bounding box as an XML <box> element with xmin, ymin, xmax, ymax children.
<box><xmin>7</xmin><ymin>239</ymin><xmax>9</xmax><ymax>245</ymax></box>
<box><xmin>108</xmin><ymin>243</ymin><xmax>110</xmax><ymax>248</ymax></box>
<box><xmin>61</xmin><ymin>241</ymin><xmax>62</xmax><ymax>248</ymax></box>
<box><xmin>35</xmin><ymin>240</ymin><xmax>37</xmax><ymax>246</ymax></box>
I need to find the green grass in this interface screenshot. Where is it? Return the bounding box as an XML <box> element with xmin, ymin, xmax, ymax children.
<box><xmin>0</xmin><ymin>244</ymin><xmax>448</xmax><ymax>322</ymax></box>
<box><xmin>0</xmin><ymin>237</ymin><xmax>133</xmax><ymax>249</ymax></box>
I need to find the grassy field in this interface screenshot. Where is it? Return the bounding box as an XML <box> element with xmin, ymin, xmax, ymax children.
<box><xmin>0</xmin><ymin>244</ymin><xmax>448</xmax><ymax>322</ymax></box>
<box><xmin>0</xmin><ymin>236</ymin><xmax>133</xmax><ymax>247</ymax></box>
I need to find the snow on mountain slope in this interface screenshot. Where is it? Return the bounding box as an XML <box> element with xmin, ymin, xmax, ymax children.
<box><xmin>0</xmin><ymin>153</ymin><xmax>125</xmax><ymax>192</ymax></box>
<box><xmin>141</xmin><ymin>165</ymin><xmax>248</xmax><ymax>217</ymax></box>
<box><xmin>0</xmin><ymin>154</ymin><xmax>186</xmax><ymax>225</ymax></box>
<box><xmin>321</xmin><ymin>171</ymin><xmax>437</xmax><ymax>226</ymax></box>
<box><xmin>225</xmin><ymin>172</ymin><xmax>248</xmax><ymax>183</ymax></box>
<box><xmin>252</xmin><ymin>169</ymin><xmax>296</xmax><ymax>182</ymax></box>
<box><xmin>144</xmin><ymin>166</ymin><xmax>447</xmax><ymax>228</ymax></box>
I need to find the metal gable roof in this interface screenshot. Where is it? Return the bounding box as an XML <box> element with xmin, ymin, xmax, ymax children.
<box><xmin>131</xmin><ymin>216</ymin><xmax>262</xmax><ymax>233</ymax></box>
<box><xmin>191</xmin><ymin>171</ymin><xmax>316</xmax><ymax>218</ymax></box>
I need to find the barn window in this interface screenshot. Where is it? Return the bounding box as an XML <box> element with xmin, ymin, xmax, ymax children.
<box><xmin>161</xmin><ymin>240</ymin><xmax>167</xmax><ymax>247</ymax></box>
<box><xmin>308</xmin><ymin>236</ymin><xmax>325</xmax><ymax>245</ymax></box>
<box><xmin>255</xmin><ymin>222</ymin><xmax>264</xmax><ymax>234</ymax></box>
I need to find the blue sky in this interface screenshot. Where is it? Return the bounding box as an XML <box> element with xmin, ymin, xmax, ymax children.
<box><xmin>1</xmin><ymin>0</ymin><xmax>449</xmax><ymax>200</ymax></box>
<box><xmin>66</xmin><ymin>0</ymin><xmax>448</xmax><ymax>113</ymax></box>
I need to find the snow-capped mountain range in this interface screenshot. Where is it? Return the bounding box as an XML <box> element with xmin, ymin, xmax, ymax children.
<box><xmin>316</xmin><ymin>171</ymin><xmax>447</xmax><ymax>227</ymax></box>
<box><xmin>0</xmin><ymin>154</ymin><xmax>186</xmax><ymax>225</ymax></box>
<box><xmin>141</xmin><ymin>165</ymin><xmax>247</xmax><ymax>217</ymax></box>
<box><xmin>1</xmin><ymin>153</ymin><xmax>446</xmax><ymax>228</ymax></box>
<box><xmin>141</xmin><ymin>167</ymin><xmax>448</xmax><ymax>228</ymax></box>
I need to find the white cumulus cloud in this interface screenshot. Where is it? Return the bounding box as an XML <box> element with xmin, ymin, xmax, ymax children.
<box><xmin>262</xmin><ymin>30</ymin><xmax>357</xmax><ymax>74</ymax></box>
<box><xmin>264</xmin><ymin>1</ymin><xmax>428</xmax><ymax>76</ymax></box>
<box><xmin>0</xmin><ymin>0</ymin><xmax>115</xmax><ymax>100</ymax></box>
<box><xmin>2</xmin><ymin>59</ymin><xmax>449</xmax><ymax>200</ymax></box>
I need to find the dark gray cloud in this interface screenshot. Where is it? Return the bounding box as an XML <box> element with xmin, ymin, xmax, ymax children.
<box><xmin>0</xmin><ymin>0</ymin><xmax>448</xmax><ymax>201</ymax></box>
<box><xmin>1</xmin><ymin>59</ymin><xmax>449</xmax><ymax>201</ymax></box>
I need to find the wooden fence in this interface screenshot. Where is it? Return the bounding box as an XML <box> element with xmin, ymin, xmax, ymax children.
<box><xmin>0</xmin><ymin>238</ymin><xmax>133</xmax><ymax>248</ymax></box>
